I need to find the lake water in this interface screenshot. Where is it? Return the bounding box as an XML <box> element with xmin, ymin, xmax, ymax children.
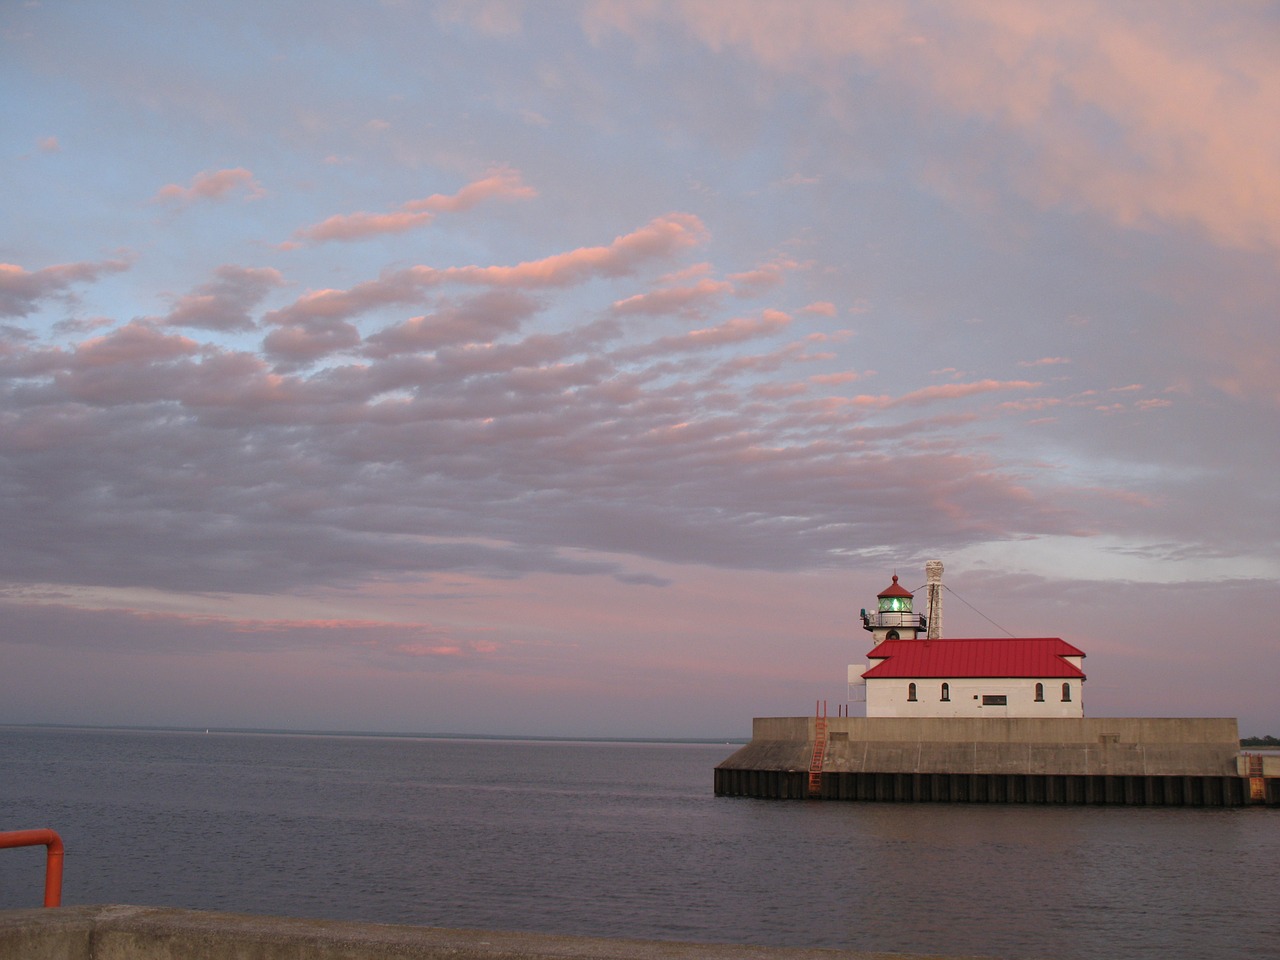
<box><xmin>1</xmin><ymin>727</ymin><xmax>1276</xmax><ymax>959</ymax></box>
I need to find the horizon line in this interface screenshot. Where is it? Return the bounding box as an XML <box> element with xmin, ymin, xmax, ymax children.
<box><xmin>0</xmin><ymin>721</ymin><xmax>750</xmax><ymax>746</ymax></box>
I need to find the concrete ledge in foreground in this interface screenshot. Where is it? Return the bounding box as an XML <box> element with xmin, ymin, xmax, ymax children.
<box><xmin>0</xmin><ymin>904</ymin><xmax>990</xmax><ymax>960</ymax></box>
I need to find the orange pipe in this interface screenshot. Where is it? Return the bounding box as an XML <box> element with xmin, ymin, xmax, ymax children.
<box><xmin>0</xmin><ymin>829</ymin><xmax>64</xmax><ymax>907</ymax></box>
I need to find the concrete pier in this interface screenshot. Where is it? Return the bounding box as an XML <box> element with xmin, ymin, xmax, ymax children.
<box><xmin>715</xmin><ymin>717</ymin><xmax>1280</xmax><ymax>805</ymax></box>
<box><xmin>0</xmin><ymin>905</ymin><xmax>977</xmax><ymax>960</ymax></box>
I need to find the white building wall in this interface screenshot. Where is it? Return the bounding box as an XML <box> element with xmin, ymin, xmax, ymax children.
<box><xmin>865</xmin><ymin>677</ymin><xmax>1083</xmax><ymax>718</ymax></box>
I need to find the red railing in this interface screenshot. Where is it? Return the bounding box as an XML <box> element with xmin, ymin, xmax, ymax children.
<box><xmin>0</xmin><ymin>829</ymin><xmax>64</xmax><ymax>907</ymax></box>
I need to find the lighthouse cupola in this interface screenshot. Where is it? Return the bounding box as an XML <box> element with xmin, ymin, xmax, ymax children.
<box><xmin>861</xmin><ymin>573</ymin><xmax>925</xmax><ymax>645</ymax></box>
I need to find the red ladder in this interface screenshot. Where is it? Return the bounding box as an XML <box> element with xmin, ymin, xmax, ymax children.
<box><xmin>809</xmin><ymin>701</ymin><xmax>828</xmax><ymax>796</ymax></box>
<box><xmin>1249</xmin><ymin>754</ymin><xmax>1266</xmax><ymax>802</ymax></box>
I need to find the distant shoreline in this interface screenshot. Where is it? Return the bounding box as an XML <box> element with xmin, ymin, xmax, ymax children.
<box><xmin>0</xmin><ymin>722</ymin><xmax>749</xmax><ymax>746</ymax></box>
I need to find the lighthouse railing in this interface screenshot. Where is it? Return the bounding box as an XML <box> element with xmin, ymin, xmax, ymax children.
<box><xmin>862</xmin><ymin>611</ymin><xmax>927</xmax><ymax>630</ymax></box>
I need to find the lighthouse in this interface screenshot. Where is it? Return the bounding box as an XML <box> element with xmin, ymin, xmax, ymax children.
<box><xmin>859</xmin><ymin>574</ymin><xmax>925</xmax><ymax>645</ymax></box>
<box><xmin>717</xmin><ymin>559</ymin><xmax>1253</xmax><ymax>806</ymax></box>
<box><xmin>858</xmin><ymin>562</ymin><xmax>1086</xmax><ymax>718</ymax></box>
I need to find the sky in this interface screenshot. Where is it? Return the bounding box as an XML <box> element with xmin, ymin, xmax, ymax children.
<box><xmin>2</xmin><ymin>1</ymin><xmax>1278</xmax><ymax>739</ymax></box>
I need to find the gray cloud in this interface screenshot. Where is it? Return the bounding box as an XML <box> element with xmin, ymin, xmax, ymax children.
<box><xmin>0</xmin><ymin>287</ymin><xmax>1130</xmax><ymax>597</ymax></box>
<box><xmin>0</xmin><ymin>259</ymin><xmax>131</xmax><ymax>318</ymax></box>
<box><xmin>364</xmin><ymin>291</ymin><xmax>541</xmax><ymax>357</ymax></box>
<box><xmin>160</xmin><ymin>265</ymin><xmax>284</xmax><ymax>332</ymax></box>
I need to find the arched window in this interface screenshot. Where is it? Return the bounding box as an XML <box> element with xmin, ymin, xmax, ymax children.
<box><xmin>940</xmin><ymin>683</ymin><xmax>950</xmax><ymax>701</ymax></box>
<box><xmin>907</xmin><ymin>682</ymin><xmax>917</xmax><ymax>702</ymax></box>
<box><xmin>1061</xmin><ymin>682</ymin><xmax>1072</xmax><ymax>702</ymax></box>
<box><xmin>1035</xmin><ymin>683</ymin><xmax>1044</xmax><ymax>702</ymax></box>
<box><xmin>886</xmin><ymin>630</ymin><xmax>900</xmax><ymax>641</ymax></box>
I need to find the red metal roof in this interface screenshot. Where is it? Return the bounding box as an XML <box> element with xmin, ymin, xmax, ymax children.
<box><xmin>862</xmin><ymin>638</ymin><xmax>1086</xmax><ymax>679</ymax></box>
<box><xmin>877</xmin><ymin>574</ymin><xmax>913</xmax><ymax>599</ymax></box>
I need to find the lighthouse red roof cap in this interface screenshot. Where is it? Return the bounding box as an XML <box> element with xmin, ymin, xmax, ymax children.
<box><xmin>878</xmin><ymin>573</ymin><xmax>913</xmax><ymax>599</ymax></box>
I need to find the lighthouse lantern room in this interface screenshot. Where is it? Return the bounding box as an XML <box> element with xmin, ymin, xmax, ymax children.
<box><xmin>860</xmin><ymin>574</ymin><xmax>925</xmax><ymax>645</ymax></box>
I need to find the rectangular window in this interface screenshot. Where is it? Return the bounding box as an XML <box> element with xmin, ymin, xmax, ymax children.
<box><xmin>981</xmin><ymin>695</ymin><xmax>1008</xmax><ymax>706</ymax></box>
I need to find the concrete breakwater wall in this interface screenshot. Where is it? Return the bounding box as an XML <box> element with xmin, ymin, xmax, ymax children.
<box><xmin>0</xmin><ymin>904</ymin><xmax>959</xmax><ymax>960</ymax></box>
<box><xmin>715</xmin><ymin>717</ymin><xmax>1280</xmax><ymax>806</ymax></box>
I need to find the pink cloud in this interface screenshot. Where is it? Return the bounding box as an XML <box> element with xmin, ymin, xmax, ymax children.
<box><xmin>729</xmin><ymin>255</ymin><xmax>799</xmax><ymax>296</ymax></box>
<box><xmin>0</xmin><ymin>258</ymin><xmax>132</xmax><ymax>317</ymax></box>
<box><xmin>689</xmin><ymin>309</ymin><xmax>792</xmax><ymax>345</ymax></box>
<box><xmin>752</xmin><ymin>381</ymin><xmax>809</xmax><ymax>400</ymax></box>
<box><xmin>999</xmin><ymin>397</ymin><xmax>1063</xmax><ymax>413</ymax></box>
<box><xmin>262</xmin><ymin>318</ymin><xmax>362</xmax><ymax>365</ymax></box>
<box><xmin>364</xmin><ymin>291</ymin><xmax>540</xmax><ymax>356</ymax></box>
<box><xmin>1</xmin><ymin>602</ymin><xmax>499</xmax><ymax>665</ymax></box>
<box><xmin>289</xmin><ymin>168</ymin><xmax>537</xmax><ymax>245</ymax></box>
<box><xmin>38</xmin><ymin>136</ymin><xmax>60</xmax><ymax>153</ymax></box>
<box><xmin>161</xmin><ymin>265</ymin><xmax>284</xmax><ymax>332</ymax></box>
<box><xmin>263</xmin><ymin>272</ymin><xmax>431</xmax><ymax>331</ymax></box>
<box><xmin>0</xmin><ymin>280</ymin><xmax>1201</xmax><ymax>632</ymax></box>
<box><xmin>402</xmin><ymin>167</ymin><xmax>537</xmax><ymax>214</ymax></box>
<box><xmin>153</xmin><ymin>168</ymin><xmax>265</xmax><ymax>204</ymax></box>
<box><xmin>1019</xmin><ymin>356</ymin><xmax>1071</xmax><ymax>367</ymax></box>
<box><xmin>659</xmin><ymin>262</ymin><xmax>714</xmax><ymax>282</ymax></box>
<box><xmin>706</xmin><ymin>340</ymin><xmax>822</xmax><ymax>380</ymax></box>
<box><xmin>393</xmin><ymin>643</ymin><xmax>463</xmax><ymax>656</ymax></box>
<box><xmin>810</xmin><ymin>371</ymin><xmax>859</xmax><ymax>385</ymax></box>
<box><xmin>801</xmin><ymin>301</ymin><xmax>838</xmax><ymax>317</ymax></box>
<box><xmin>269</xmin><ymin>212</ymin><xmax>710</xmax><ymax>337</ymax></box>
<box><xmin>637</xmin><ymin>309</ymin><xmax>792</xmax><ymax>356</ymax></box>
<box><xmin>434</xmin><ymin>212</ymin><xmax>708</xmax><ymax>287</ymax></box>
<box><xmin>596</xmin><ymin>5</ymin><xmax>1280</xmax><ymax>252</ymax></box>
<box><xmin>290</xmin><ymin>211</ymin><xmax>435</xmax><ymax>244</ymax></box>
<box><xmin>854</xmin><ymin>379</ymin><xmax>1042</xmax><ymax>409</ymax></box>
<box><xmin>73</xmin><ymin>322</ymin><xmax>200</xmax><ymax>368</ymax></box>
<box><xmin>158</xmin><ymin>350</ymin><xmax>286</xmax><ymax>411</ymax></box>
<box><xmin>52</xmin><ymin>324</ymin><xmax>205</xmax><ymax>406</ymax></box>
<box><xmin>611</xmin><ymin>277</ymin><xmax>731</xmax><ymax>316</ymax></box>
<box><xmin>805</xmin><ymin>329</ymin><xmax>854</xmax><ymax>344</ymax></box>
